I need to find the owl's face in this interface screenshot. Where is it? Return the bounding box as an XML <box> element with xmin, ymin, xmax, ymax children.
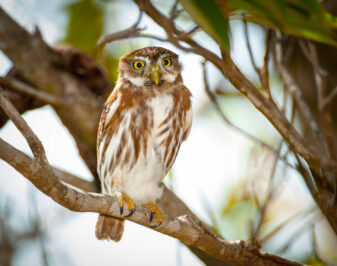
<box><xmin>118</xmin><ymin>47</ymin><xmax>182</xmax><ymax>87</ymax></box>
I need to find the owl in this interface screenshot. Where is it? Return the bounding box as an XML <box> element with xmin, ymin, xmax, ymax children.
<box><xmin>95</xmin><ymin>46</ymin><xmax>192</xmax><ymax>241</ymax></box>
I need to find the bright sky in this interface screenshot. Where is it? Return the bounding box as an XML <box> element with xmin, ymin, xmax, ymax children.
<box><xmin>1</xmin><ymin>0</ymin><xmax>337</xmax><ymax>265</ymax></box>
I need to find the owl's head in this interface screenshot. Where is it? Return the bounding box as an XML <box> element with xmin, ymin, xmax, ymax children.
<box><xmin>118</xmin><ymin>46</ymin><xmax>182</xmax><ymax>87</ymax></box>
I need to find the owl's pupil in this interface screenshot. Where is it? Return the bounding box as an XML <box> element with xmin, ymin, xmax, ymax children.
<box><xmin>137</xmin><ymin>62</ymin><xmax>142</xmax><ymax>68</ymax></box>
<box><xmin>164</xmin><ymin>60</ymin><xmax>168</xmax><ymax>65</ymax></box>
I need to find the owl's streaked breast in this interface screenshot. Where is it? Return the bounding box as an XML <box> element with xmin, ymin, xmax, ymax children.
<box><xmin>97</xmin><ymin>83</ymin><xmax>191</xmax><ymax>203</ymax></box>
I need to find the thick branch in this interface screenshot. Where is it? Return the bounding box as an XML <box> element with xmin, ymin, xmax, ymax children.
<box><xmin>0</xmin><ymin>138</ymin><xmax>300</xmax><ymax>266</ymax></box>
<box><xmin>0</xmin><ymin>76</ymin><xmax>65</xmax><ymax>107</ymax></box>
<box><xmin>131</xmin><ymin>0</ymin><xmax>337</xmax><ymax>235</ymax></box>
<box><xmin>0</xmin><ymin>87</ymin><xmax>48</xmax><ymax>165</ymax></box>
<box><xmin>133</xmin><ymin>0</ymin><xmax>337</xmax><ymax>176</ymax></box>
<box><xmin>0</xmin><ymin>7</ymin><xmax>102</xmax><ymax>177</ymax></box>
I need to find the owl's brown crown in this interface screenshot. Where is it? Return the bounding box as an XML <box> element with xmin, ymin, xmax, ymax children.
<box><xmin>121</xmin><ymin>46</ymin><xmax>178</xmax><ymax>62</ymax></box>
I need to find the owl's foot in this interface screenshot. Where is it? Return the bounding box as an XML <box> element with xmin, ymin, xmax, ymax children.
<box><xmin>118</xmin><ymin>192</ymin><xmax>136</xmax><ymax>217</ymax></box>
<box><xmin>144</xmin><ymin>202</ymin><xmax>163</xmax><ymax>228</ymax></box>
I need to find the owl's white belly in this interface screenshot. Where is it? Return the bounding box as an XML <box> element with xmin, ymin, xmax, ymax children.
<box><xmin>99</xmin><ymin>93</ymin><xmax>176</xmax><ymax>203</ymax></box>
<box><xmin>124</xmin><ymin>93</ymin><xmax>174</xmax><ymax>203</ymax></box>
<box><xmin>122</xmin><ymin>138</ymin><xmax>165</xmax><ymax>203</ymax></box>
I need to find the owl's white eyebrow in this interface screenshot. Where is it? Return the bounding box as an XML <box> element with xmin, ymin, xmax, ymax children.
<box><xmin>157</xmin><ymin>54</ymin><xmax>173</xmax><ymax>64</ymax></box>
<box><xmin>159</xmin><ymin>54</ymin><xmax>171</xmax><ymax>59</ymax></box>
<box><xmin>135</xmin><ymin>57</ymin><xmax>150</xmax><ymax>64</ymax></box>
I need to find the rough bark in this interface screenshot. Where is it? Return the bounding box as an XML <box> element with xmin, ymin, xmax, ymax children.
<box><xmin>0</xmin><ymin>137</ymin><xmax>300</xmax><ymax>266</ymax></box>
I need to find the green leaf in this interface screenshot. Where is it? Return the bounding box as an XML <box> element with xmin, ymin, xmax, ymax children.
<box><xmin>63</xmin><ymin>0</ymin><xmax>104</xmax><ymax>54</ymax></box>
<box><xmin>222</xmin><ymin>0</ymin><xmax>337</xmax><ymax>46</ymax></box>
<box><xmin>303</xmin><ymin>255</ymin><xmax>326</xmax><ymax>266</ymax></box>
<box><xmin>179</xmin><ymin>0</ymin><xmax>230</xmax><ymax>48</ymax></box>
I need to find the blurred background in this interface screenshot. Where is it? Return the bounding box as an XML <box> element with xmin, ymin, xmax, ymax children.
<box><xmin>0</xmin><ymin>0</ymin><xmax>337</xmax><ymax>265</ymax></box>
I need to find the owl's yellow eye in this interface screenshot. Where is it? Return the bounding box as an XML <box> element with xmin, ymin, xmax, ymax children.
<box><xmin>162</xmin><ymin>57</ymin><xmax>172</xmax><ymax>67</ymax></box>
<box><xmin>133</xmin><ymin>61</ymin><xmax>145</xmax><ymax>70</ymax></box>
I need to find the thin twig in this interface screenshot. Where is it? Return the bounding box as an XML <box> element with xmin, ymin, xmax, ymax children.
<box><xmin>310</xmin><ymin>224</ymin><xmax>329</xmax><ymax>264</ymax></box>
<box><xmin>202</xmin><ymin>61</ymin><xmax>295</xmax><ymax>170</ymax></box>
<box><xmin>0</xmin><ymin>86</ymin><xmax>49</xmax><ymax>165</ymax></box>
<box><xmin>298</xmin><ymin>41</ymin><xmax>327</xmax><ymax>77</ymax></box>
<box><xmin>169</xmin><ymin>0</ymin><xmax>179</xmax><ymax>20</ymax></box>
<box><xmin>322</xmin><ymin>86</ymin><xmax>337</xmax><ymax>108</ymax></box>
<box><xmin>260</xmin><ymin>208</ymin><xmax>315</xmax><ymax>246</ymax></box>
<box><xmin>307</xmin><ymin>43</ymin><xmax>326</xmax><ymax>112</ymax></box>
<box><xmin>294</xmin><ymin>152</ymin><xmax>317</xmax><ymax>194</ymax></box>
<box><xmin>300</xmin><ymin>41</ymin><xmax>337</xmax><ymax>160</ymax></box>
<box><xmin>178</xmin><ymin>25</ymin><xmax>199</xmax><ymax>41</ymax></box>
<box><xmin>274</xmin><ymin>32</ymin><xmax>322</xmax><ymax>148</ymax></box>
<box><xmin>261</xmin><ymin>29</ymin><xmax>272</xmax><ymax>99</ymax></box>
<box><xmin>0</xmin><ymin>76</ymin><xmax>65</xmax><ymax>107</ymax></box>
<box><xmin>136</xmin><ymin>34</ymin><xmax>167</xmax><ymax>42</ymax></box>
<box><xmin>277</xmin><ymin>212</ymin><xmax>321</xmax><ymax>254</ymax></box>
<box><xmin>252</xmin><ymin>141</ymin><xmax>283</xmax><ymax>242</ymax></box>
<box><xmin>29</xmin><ymin>191</ymin><xmax>49</xmax><ymax>266</ymax></box>
<box><xmin>281</xmin><ymin>84</ymin><xmax>289</xmax><ymax>114</ymax></box>
<box><xmin>97</xmin><ymin>12</ymin><xmax>143</xmax><ymax>46</ymax></box>
<box><xmin>215</xmin><ymin>89</ymin><xmax>247</xmax><ymax>97</ymax></box>
<box><xmin>243</xmin><ymin>22</ymin><xmax>273</xmax><ymax>100</ymax></box>
<box><xmin>243</xmin><ymin>21</ymin><xmax>259</xmax><ymax>74</ymax></box>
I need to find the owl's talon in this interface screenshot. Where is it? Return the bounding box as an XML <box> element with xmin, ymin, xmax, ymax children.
<box><xmin>145</xmin><ymin>202</ymin><xmax>163</xmax><ymax>227</ymax></box>
<box><xmin>125</xmin><ymin>208</ymin><xmax>135</xmax><ymax>217</ymax></box>
<box><xmin>150</xmin><ymin>221</ymin><xmax>162</xmax><ymax>228</ymax></box>
<box><xmin>118</xmin><ymin>192</ymin><xmax>136</xmax><ymax>217</ymax></box>
<box><xmin>150</xmin><ymin>212</ymin><xmax>155</xmax><ymax>222</ymax></box>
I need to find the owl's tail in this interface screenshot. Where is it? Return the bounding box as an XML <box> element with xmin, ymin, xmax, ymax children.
<box><xmin>95</xmin><ymin>214</ymin><xmax>124</xmax><ymax>242</ymax></box>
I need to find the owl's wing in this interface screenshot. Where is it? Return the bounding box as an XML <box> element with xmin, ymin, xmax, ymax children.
<box><xmin>97</xmin><ymin>92</ymin><xmax>119</xmax><ymax>150</ymax></box>
<box><xmin>96</xmin><ymin>90</ymin><xmax>121</xmax><ymax>181</ymax></box>
<box><xmin>182</xmin><ymin>85</ymin><xmax>193</xmax><ymax>141</ymax></box>
<box><xmin>182</xmin><ymin>105</ymin><xmax>192</xmax><ymax>141</ymax></box>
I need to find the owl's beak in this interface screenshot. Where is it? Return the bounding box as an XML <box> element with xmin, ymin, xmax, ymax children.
<box><xmin>149</xmin><ymin>64</ymin><xmax>161</xmax><ymax>85</ymax></box>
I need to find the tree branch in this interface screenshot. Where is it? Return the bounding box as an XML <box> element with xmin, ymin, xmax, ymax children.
<box><xmin>299</xmin><ymin>41</ymin><xmax>337</xmax><ymax>161</ymax></box>
<box><xmin>0</xmin><ymin>6</ymin><xmax>102</xmax><ymax>178</ymax></box>
<box><xmin>0</xmin><ymin>87</ymin><xmax>49</xmax><ymax>166</ymax></box>
<box><xmin>97</xmin><ymin>11</ymin><xmax>143</xmax><ymax>47</ymax></box>
<box><xmin>202</xmin><ymin>61</ymin><xmax>295</xmax><ymax>170</ymax></box>
<box><xmin>0</xmin><ymin>78</ymin><xmax>300</xmax><ymax>265</ymax></box>
<box><xmin>0</xmin><ymin>2</ymin><xmax>333</xmax><ymax>263</ymax></box>
<box><xmin>0</xmin><ymin>137</ymin><xmax>300</xmax><ymax>265</ymax></box>
<box><xmin>131</xmin><ymin>0</ymin><xmax>337</xmax><ymax>235</ymax></box>
<box><xmin>133</xmin><ymin>0</ymin><xmax>337</xmax><ymax>176</ymax></box>
<box><xmin>0</xmin><ymin>76</ymin><xmax>65</xmax><ymax>107</ymax></box>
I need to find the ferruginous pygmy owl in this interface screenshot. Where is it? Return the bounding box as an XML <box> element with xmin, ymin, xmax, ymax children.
<box><xmin>95</xmin><ymin>46</ymin><xmax>192</xmax><ymax>241</ymax></box>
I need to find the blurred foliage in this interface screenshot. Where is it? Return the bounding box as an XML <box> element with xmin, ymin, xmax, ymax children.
<box><xmin>304</xmin><ymin>256</ymin><xmax>327</xmax><ymax>266</ymax></box>
<box><xmin>205</xmin><ymin>145</ymin><xmax>336</xmax><ymax>264</ymax></box>
<box><xmin>64</xmin><ymin>0</ymin><xmax>103</xmax><ymax>54</ymax></box>
<box><xmin>218</xmin><ymin>177</ymin><xmax>259</xmax><ymax>240</ymax></box>
<box><xmin>223</xmin><ymin>0</ymin><xmax>337</xmax><ymax>46</ymax></box>
<box><xmin>63</xmin><ymin>0</ymin><xmax>119</xmax><ymax>81</ymax></box>
<box><xmin>180</xmin><ymin>0</ymin><xmax>337</xmax><ymax>47</ymax></box>
<box><xmin>179</xmin><ymin>0</ymin><xmax>229</xmax><ymax>48</ymax></box>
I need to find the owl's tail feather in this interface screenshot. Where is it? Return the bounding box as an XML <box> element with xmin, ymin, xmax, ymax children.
<box><xmin>95</xmin><ymin>214</ymin><xmax>124</xmax><ymax>242</ymax></box>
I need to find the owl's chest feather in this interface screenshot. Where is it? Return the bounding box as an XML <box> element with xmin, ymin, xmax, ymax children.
<box><xmin>148</xmin><ymin>93</ymin><xmax>174</xmax><ymax>129</ymax></box>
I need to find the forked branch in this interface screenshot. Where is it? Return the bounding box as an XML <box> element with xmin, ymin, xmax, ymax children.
<box><xmin>0</xmin><ymin>88</ymin><xmax>299</xmax><ymax>265</ymax></box>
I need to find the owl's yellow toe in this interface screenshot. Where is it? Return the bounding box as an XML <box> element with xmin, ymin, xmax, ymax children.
<box><xmin>118</xmin><ymin>192</ymin><xmax>136</xmax><ymax>217</ymax></box>
<box><xmin>144</xmin><ymin>202</ymin><xmax>163</xmax><ymax>228</ymax></box>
